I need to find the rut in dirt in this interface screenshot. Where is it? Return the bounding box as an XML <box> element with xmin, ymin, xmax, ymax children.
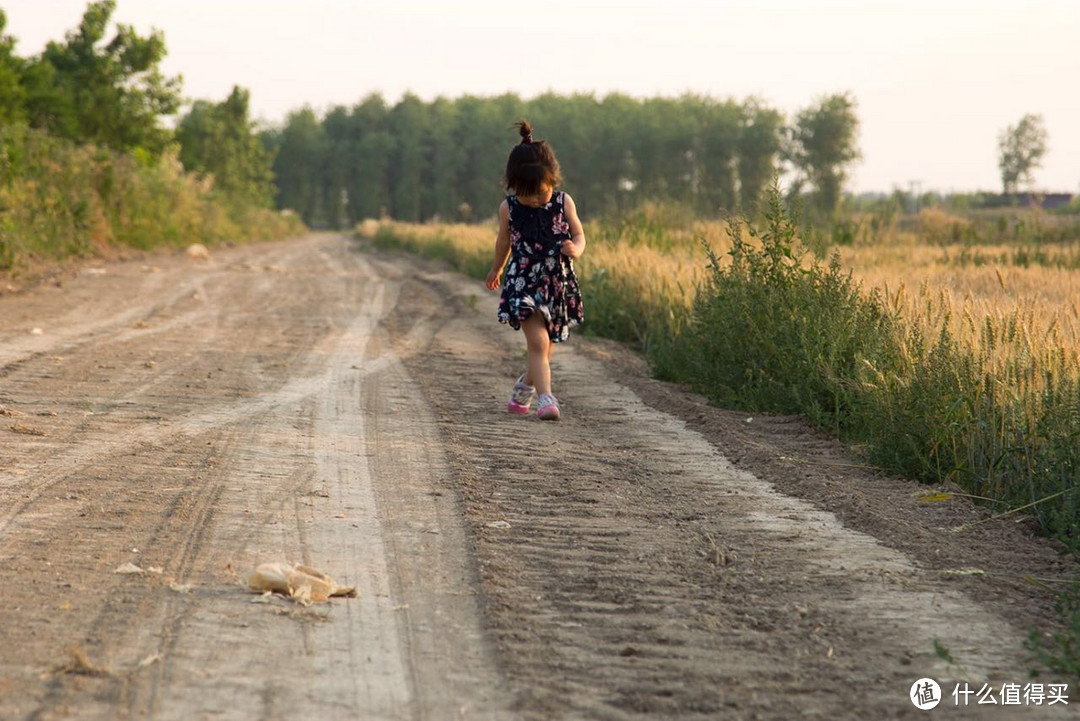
<box><xmin>0</xmin><ymin>236</ymin><xmax>509</xmax><ymax>720</ymax></box>
<box><xmin>374</xmin><ymin>250</ymin><xmax>1075</xmax><ymax>720</ymax></box>
<box><xmin>0</xmin><ymin>234</ymin><xmax>1073</xmax><ymax>721</ymax></box>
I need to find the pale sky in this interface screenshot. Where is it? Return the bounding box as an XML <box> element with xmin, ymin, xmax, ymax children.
<box><xmin>4</xmin><ymin>0</ymin><xmax>1079</xmax><ymax>194</ymax></box>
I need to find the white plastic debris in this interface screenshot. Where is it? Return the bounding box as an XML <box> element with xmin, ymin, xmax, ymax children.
<box><xmin>186</xmin><ymin>243</ymin><xmax>210</xmax><ymax>261</ymax></box>
<box><xmin>114</xmin><ymin>562</ymin><xmax>145</xmax><ymax>575</ymax></box>
<box><xmin>246</xmin><ymin>562</ymin><xmax>358</xmax><ymax>606</ymax></box>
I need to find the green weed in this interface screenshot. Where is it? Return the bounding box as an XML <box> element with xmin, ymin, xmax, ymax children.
<box><xmin>1028</xmin><ymin>579</ymin><xmax>1080</xmax><ymax>678</ymax></box>
<box><xmin>368</xmin><ymin>189</ymin><xmax>1080</xmax><ymax>676</ymax></box>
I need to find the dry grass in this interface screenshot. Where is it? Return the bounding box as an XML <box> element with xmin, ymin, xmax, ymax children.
<box><xmin>835</xmin><ymin>235</ymin><xmax>1080</xmax><ymax>423</ymax></box>
<box><xmin>10</xmin><ymin>421</ymin><xmax>48</xmax><ymax>436</ymax></box>
<box><xmin>367</xmin><ymin>210</ymin><xmax>1080</xmax><ymax>486</ymax></box>
<box><xmin>55</xmin><ymin>646</ymin><xmax>111</xmax><ymax>678</ymax></box>
<box><xmin>369</xmin><ymin>206</ymin><xmax>1080</xmax><ymax>676</ymax></box>
<box><xmin>364</xmin><ymin>214</ymin><xmax>1080</xmax><ymax>376</ymax></box>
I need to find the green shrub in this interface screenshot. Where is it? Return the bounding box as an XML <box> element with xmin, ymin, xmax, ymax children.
<box><xmin>0</xmin><ymin>124</ymin><xmax>303</xmax><ymax>275</ymax></box>
<box><xmin>666</xmin><ymin>184</ymin><xmax>900</xmax><ymax>433</ymax></box>
<box><xmin>1028</xmin><ymin>579</ymin><xmax>1080</xmax><ymax>678</ymax></box>
<box><xmin>369</xmin><ymin>184</ymin><xmax>1080</xmax><ymax>677</ymax></box>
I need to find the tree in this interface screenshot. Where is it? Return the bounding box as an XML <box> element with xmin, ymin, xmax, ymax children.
<box><xmin>386</xmin><ymin>93</ymin><xmax>430</xmax><ymax>222</ymax></box>
<box><xmin>321</xmin><ymin>105</ymin><xmax>355</xmax><ymax>227</ymax></box>
<box><xmin>592</xmin><ymin>93</ymin><xmax>639</xmax><ymax>217</ymax></box>
<box><xmin>696</xmin><ymin>97</ymin><xmax>742</xmax><ymax>215</ymax></box>
<box><xmin>271</xmin><ymin>107</ymin><xmax>327</xmax><ymax>224</ymax></box>
<box><xmin>787</xmin><ymin>93</ymin><xmax>860</xmax><ymax>217</ymax></box>
<box><xmin>426</xmin><ymin>96</ymin><xmax>466</xmax><ymax>220</ymax></box>
<box><xmin>737</xmin><ymin>99</ymin><xmax>784</xmax><ymax>212</ymax></box>
<box><xmin>0</xmin><ymin>10</ymin><xmax>26</xmax><ymax>124</ymax></box>
<box><xmin>23</xmin><ymin>0</ymin><xmax>181</xmax><ymax>154</ymax></box>
<box><xmin>454</xmin><ymin>94</ymin><xmax>509</xmax><ymax>220</ymax></box>
<box><xmin>176</xmin><ymin>86</ymin><xmax>276</xmax><ymax>207</ymax></box>
<box><xmin>349</xmin><ymin>94</ymin><xmax>394</xmax><ymax>222</ymax></box>
<box><xmin>998</xmin><ymin>113</ymin><xmax>1048</xmax><ymax>195</ymax></box>
<box><xmin>629</xmin><ymin>96</ymin><xmax>698</xmax><ymax>205</ymax></box>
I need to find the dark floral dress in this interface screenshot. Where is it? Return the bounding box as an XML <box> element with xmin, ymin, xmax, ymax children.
<box><xmin>497</xmin><ymin>191</ymin><xmax>584</xmax><ymax>342</ymax></box>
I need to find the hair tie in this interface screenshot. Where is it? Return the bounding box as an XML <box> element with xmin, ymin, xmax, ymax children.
<box><xmin>522</xmin><ymin>134</ymin><xmax>533</xmax><ymax>144</ymax></box>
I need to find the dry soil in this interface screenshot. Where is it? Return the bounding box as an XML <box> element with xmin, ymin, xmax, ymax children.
<box><xmin>0</xmin><ymin>234</ymin><xmax>1075</xmax><ymax>720</ymax></box>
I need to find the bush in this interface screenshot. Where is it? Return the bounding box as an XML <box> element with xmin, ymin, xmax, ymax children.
<box><xmin>1028</xmin><ymin>579</ymin><xmax>1080</xmax><ymax>678</ymax></box>
<box><xmin>0</xmin><ymin>124</ymin><xmax>303</xmax><ymax>275</ymax></box>
<box><xmin>367</xmin><ymin>184</ymin><xmax>1080</xmax><ymax>677</ymax></box>
<box><xmin>666</xmin><ymin>184</ymin><xmax>900</xmax><ymax>433</ymax></box>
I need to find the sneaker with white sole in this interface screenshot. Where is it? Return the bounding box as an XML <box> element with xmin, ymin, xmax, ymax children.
<box><xmin>536</xmin><ymin>393</ymin><xmax>560</xmax><ymax>421</ymax></box>
<box><xmin>507</xmin><ymin>374</ymin><xmax>536</xmax><ymax>415</ymax></box>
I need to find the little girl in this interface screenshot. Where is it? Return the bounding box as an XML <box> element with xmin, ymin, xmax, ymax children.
<box><xmin>485</xmin><ymin>120</ymin><xmax>586</xmax><ymax>421</ymax></box>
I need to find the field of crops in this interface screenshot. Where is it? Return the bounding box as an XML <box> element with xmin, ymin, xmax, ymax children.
<box><xmin>362</xmin><ymin>191</ymin><xmax>1080</xmax><ymax>562</ymax></box>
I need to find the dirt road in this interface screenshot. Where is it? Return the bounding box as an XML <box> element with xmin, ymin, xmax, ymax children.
<box><xmin>0</xmin><ymin>234</ymin><xmax>1075</xmax><ymax>720</ymax></box>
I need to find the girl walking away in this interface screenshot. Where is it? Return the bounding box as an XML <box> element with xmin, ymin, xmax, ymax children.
<box><xmin>485</xmin><ymin>120</ymin><xmax>586</xmax><ymax>421</ymax></box>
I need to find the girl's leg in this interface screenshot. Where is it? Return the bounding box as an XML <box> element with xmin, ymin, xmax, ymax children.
<box><xmin>523</xmin><ymin>326</ymin><xmax>556</xmax><ymax>386</ymax></box>
<box><xmin>521</xmin><ymin>314</ymin><xmax>552</xmax><ymax>396</ymax></box>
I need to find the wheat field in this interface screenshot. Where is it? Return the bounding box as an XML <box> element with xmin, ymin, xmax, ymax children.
<box><xmin>367</xmin><ymin>211</ymin><xmax>1080</xmax><ymax>359</ymax></box>
<box><xmin>364</xmin><ymin>203</ymin><xmax>1080</xmax><ymax>535</ymax></box>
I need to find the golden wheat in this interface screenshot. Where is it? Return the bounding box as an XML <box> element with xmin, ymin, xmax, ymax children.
<box><xmin>367</xmin><ymin>216</ymin><xmax>1080</xmax><ymax>398</ymax></box>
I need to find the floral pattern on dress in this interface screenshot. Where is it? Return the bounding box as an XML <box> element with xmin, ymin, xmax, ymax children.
<box><xmin>497</xmin><ymin>191</ymin><xmax>584</xmax><ymax>342</ymax></box>
<box><xmin>551</xmin><ymin>211</ymin><xmax>570</xmax><ymax>236</ymax></box>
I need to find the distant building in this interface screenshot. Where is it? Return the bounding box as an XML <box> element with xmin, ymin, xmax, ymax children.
<box><xmin>1010</xmin><ymin>192</ymin><xmax>1074</xmax><ymax>210</ymax></box>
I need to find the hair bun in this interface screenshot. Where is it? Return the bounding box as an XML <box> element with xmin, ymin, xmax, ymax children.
<box><xmin>515</xmin><ymin>119</ymin><xmax>533</xmax><ymax>143</ymax></box>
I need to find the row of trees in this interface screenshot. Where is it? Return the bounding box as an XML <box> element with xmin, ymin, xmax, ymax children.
<box><xmin>266</xmin><ymin>92</ymin><xmax>861</xmax><ymax>227</ymax></box>
<box><xmin>1</xmin><ymin>2</ymin><xmax>874</xmax><ymax>229</ymax></box>
<box><xmin>2</xmin><ymin>2</ymin><xmax>865</xmax><ymax>229</ymax></box>
<box><xmin>0</xmin><ymin>2</ymin><xmax>274</xmax><ymax>209</ymax></box>
<box><xmin>4</xmin><ymin>1</ymin><xmax>1060</xmax><ymax>233</ymax></box>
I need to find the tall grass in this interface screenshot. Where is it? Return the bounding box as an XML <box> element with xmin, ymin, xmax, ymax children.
<box><xmin>363</xmin><ymin>189</ymin><xmax>1080</xmax><ymax>554</ymax></box>
<box><xmin>663</xmin><ymin>190</ymin><xmax>901</xmax><ymax>433</ymax></box>
<box><xmin>838</xmin><ymin>204</ymin><xmax>1080</xmax><ymax>253</ymax></box>
<box><xmin>0</xmin><ymin>125</ymin><xmax>303</xmax><ymax>275</ymax></box>
<box><xmin>368</xmin><ymin>216</ymin><xmax>706</xmax><ymax>355</ymax></box>
<box><xmin>680</xmin><ymin>191</ymin><xmax>1080</xmax><ymax>551</ymax></box>
<box><xmin>366</xmin><ymin>193</ymin><xmax>1080</xmax><ymax>674</ymax></box>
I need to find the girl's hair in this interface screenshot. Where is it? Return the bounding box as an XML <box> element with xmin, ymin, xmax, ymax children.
<box><xmin>504</xmin><ymin>119</ymin><xmax>562</xmax><ymax>197</ymax></box>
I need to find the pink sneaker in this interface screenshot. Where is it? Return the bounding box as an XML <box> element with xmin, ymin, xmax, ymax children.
<box><xmin>507</xmin><ymin>374</ymin><xmax>535</xmax><ymax>415</ymax></box>
<box><xmin>536</xmin><ymin>393</ymin><xmax>560</xmax><ymax>421</ymax></box>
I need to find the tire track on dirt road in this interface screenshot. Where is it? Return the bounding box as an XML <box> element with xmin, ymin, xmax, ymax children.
<box><xmin>1</xmin><ymin>235</ymin><xmax>1074</xmax><ymax>720</ymax></box>
<box><xmin>0</xmin><ymin>243</ymin><xmax>321</xmax><ymax>548</ymax></box>
<box><xmin>373</xmin><ymin>252</ymin><xmax>1076</xmax><ymax>720</ymax></box>
<box><xmin>0</xmin><ymin>236</ymin><xmax>513</xmax><ymax>720</ymax></box>
<box><xmin>131</xmin><ymin>258</ymin><xmax>509</xmax><ymax>720</ymax></box>
<box><xmin>4</xmin><ymin>240</ymin><xmax>343</xmax><ymax>719</ymax></box>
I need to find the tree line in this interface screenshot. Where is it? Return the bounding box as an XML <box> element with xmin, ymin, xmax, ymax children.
<box><xmin>1</xmin><ymin>2</ymin><xmax>864</xmax><ymax>229</ymax></box>
<box><xmin>3</xmin><ymin>1</ymin><xmax>1061</xmax><ymax>234</ymax></box>
<box><xmin>265</xmin><ymin>92</ymin><xmax>861</xmax><ymax>227</ymax></box>
<box><xmin>0</xmin><ymin>2</ymin><xmax>274</xmax><ymax>210</ymax></box>
<box><xmin>0</xmin><ymin>2</ymin><xmax>300</xmax><ymax>271</ymax></box>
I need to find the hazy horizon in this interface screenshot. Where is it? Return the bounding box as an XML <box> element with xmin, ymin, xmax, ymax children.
<box><xmin>4</xmin><ymin>0</ymin><xmax>1078</xmax><ymax>195</ymax></box>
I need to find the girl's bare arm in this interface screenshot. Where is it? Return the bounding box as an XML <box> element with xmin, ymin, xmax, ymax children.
<box><xmin>561</xmin><ymin>193</ymin><xmax>586</xmax><ymax>259</ymax></box>
<box><xmin>486</xmin><ymin>200</ymin><xmax>511</xmax><ymax>291</ymax></box>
